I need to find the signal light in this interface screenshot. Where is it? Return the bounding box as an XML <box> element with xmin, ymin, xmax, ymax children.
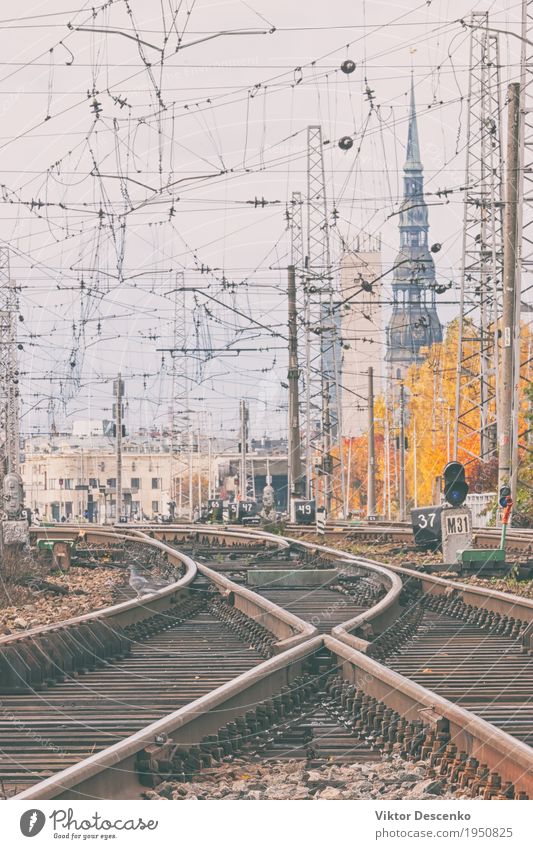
<box><xmin>322</xmin><ymin>454</ymin><xmax>333</xmax><ymax>474</ymax></box>
<box><xmin>499</xmin><ymin>485</ymin><xmax>512</xmax><ymax>509</ymax></box>
<box><xmin>443</xmin><ymin>461</ymin><xmax>468</xmax><ymax>507</ymax></box>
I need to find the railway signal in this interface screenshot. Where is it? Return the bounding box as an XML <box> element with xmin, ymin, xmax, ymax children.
<box><xmin>440</xmin><ymin>461</ymin><xmax>472</xmax><ymax>564</ymax></box>
<box><xmin>316</xmin><ymin>505</ymin><xmax>326</xmax><ymax>535</ymax></box>
<box><xmin>498</xmin><ymin>486</ymin><xmax>513</xmax><ymax>552</ymax></box>
<box><xmin>499</xmin><ymin>485</ymin><xmax>512</xmax><ymax>510</ymax></box>
<box><xmin>458</xmin><ymin>486</ymin><xmax>513</xmax><ymax>572</ymax></box>
<box><xmin>443</xmin><ymin>461</ymin><xmax>469</xmax><ymax>507</ymax></box>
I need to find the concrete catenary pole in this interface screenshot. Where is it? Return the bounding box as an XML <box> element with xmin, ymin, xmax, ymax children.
<box><xmin>367</xmin><ymin>367</ymin><xmax>376</xmax><ymax>518</ymax></box>
<box><xmin>499</xmin><ymin>82</ymin><xmax>521</xmax><ymax>493</ymax></box>
<box><xmin>399</xmin><ymin>383</ymin><xmax>406</xmax><ymax>521</ymax></box>
<box><xmin>239</xmin><ymin>399</ymin><xmax>247</xmax><ymax>501</ymax></box>
<box><xmin>287</xmin><ymin>266</ymin><xmax>304</xmax><ymax>517</ymax></box>
<box><xmin>114</xmin><ymin>375</ymin><xmax>124</xmax><ymax>522</ymax></box>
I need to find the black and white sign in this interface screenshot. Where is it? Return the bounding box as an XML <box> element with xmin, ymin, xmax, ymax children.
<box><xmin>207</xmin><ymin>499</ymin><xmax>224</xmax><ymax>521</ymax></box>
<box><xmin>294</xmin><ymin>499</ymin><xmax>316</xmax><ymax>525</ymax></box>
<box><xmin>237</xmin><ymin>501</ymin><xmax>258</xmax><ymax>521</ymax></box>
<box><xmin>411</xmin><ymin>505</ymin><xmax>442</xmax><ymax>549</ymax></box>
<box><xmin>444</xmin><ymin>512</ymin><xmax>470</xmax><ymax>535</ymax></box>
<box><xmin>316</xmin><ymin>506</ymin><xmax>326</xmax><ymax>535</ymax></box>
<box><xmin>441</xmin><ymin>505</ymin><xmax>473</xmax><ymax>564</ymax></box>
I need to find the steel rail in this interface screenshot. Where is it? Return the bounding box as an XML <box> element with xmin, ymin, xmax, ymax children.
<box><xmin>325</xmin><ymin>636</ymin><xmax>533</xmax><ymax>798</ymax></box>
<box><xmin>7</xmin><ymin>524</ymin><xmax>533</xmax><ymax>801</ymax></box>
<box><xmin>14</xmin><ymin>637</ymin><xmax>324</xmax><ymax>800</ymax></box>
<box><xmin>0</xmin><ymin>528</ymin><xmax>321</xmax><ymax>797</ymax></box>
<box><xmin>3</xmin><ymin>526</ymin><xmax>397</xmax><ymax>799</ymax></box>
<box><xmin>1</xmin><ymin>529</ymin><xmax>198</xmax><ymax>644</ymax></box>
<box><xmin>13</xmin><ymin>631</ymin><xmax>533</xmax><ymax>800</ymax></box>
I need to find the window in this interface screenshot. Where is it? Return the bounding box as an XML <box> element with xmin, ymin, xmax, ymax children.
<box><xmin>152</xmin><ymin>500</ymin><xmax>159</xmax><ymax>513</ymax></box>
<box><xmin>151</xmin><ymin>477</ymin><xmax>161</xmax><ymax>489</ymax></box>
<box><xmin>63</xmin><ymin>479</ymin><xmax>73</xmax><ymax>490</ymax></box>
<box><xmin>405</xmin><ymin>232</ymin><xmax>419</xmax><ymax>247</ymax></box>
<box><xmin>131</xmin><ymin>477</ymin><xmax>140</xmax><ymax>489</ymax></box>
<box><xmin>107</xmin><ymin>478</ymin><xmax>116</xmax><ymax>488</ymax></box>
<box><xmin>48</xmin><ymin>479</ymin><xmax>56</xmax><ymax>490</ymax></box>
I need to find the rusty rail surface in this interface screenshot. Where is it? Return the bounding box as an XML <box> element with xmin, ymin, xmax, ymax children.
<box><xmin>5</xmin><ymin>524</ymin><xmax>532</xmax><ymax>801</ymax></box>
<box><xmin>14</xmin><ymin>632</ymin><xmax>533</xmax><ymax>800</ymax></box>
<box><xmin>325</xmin><ymin>636</ymin><xmax>533</xmax><ymax>798</ymax></box>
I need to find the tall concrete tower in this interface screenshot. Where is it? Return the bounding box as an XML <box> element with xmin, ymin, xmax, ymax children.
<box><xmin>340</xmin><ymin>235</ymin><xmax>383</xmax><ymax>436</ymax></box>
<box><xmin>386</xmin><ymin>78</ymin><xmax>442</xmax><ymax>383</ymax></box>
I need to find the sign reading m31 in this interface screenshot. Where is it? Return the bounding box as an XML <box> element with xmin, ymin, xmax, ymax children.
<box><xmin>444</xmin><ymin>512</ymin><xmax>470</xmax><ymax>535</ymax></box>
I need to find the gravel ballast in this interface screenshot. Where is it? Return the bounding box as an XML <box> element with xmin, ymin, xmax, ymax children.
<box><xmin>145</xmin><ymin>756</ymin><xmax>471</xmax><ymax>801</ymax></box>
<box><xmin>0</xmin><ymin>566</ymin><xmax>127</xmax><ymax>633</ymax></box>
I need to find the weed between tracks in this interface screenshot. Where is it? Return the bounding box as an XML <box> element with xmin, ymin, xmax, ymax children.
<box><xmin>296</xmin><ymin>535</ymin><xmax>533</xmax><ymax>599</ymax></box>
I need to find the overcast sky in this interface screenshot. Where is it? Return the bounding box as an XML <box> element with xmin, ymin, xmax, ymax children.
<box><xmin>0</xmin><ymin>0</ymin><xmax>526</xmax><ymax>441</ymax></box>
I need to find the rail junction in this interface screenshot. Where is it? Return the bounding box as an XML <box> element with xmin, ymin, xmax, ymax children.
<box><xmin>0</xmin><ymin>523</ymin><xmax>531</xmax><ymax>801</ymax></box>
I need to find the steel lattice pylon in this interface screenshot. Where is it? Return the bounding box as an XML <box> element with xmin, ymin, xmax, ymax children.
<box><xmin>290</xmin><ymin>191</ymin><xmax>304</xmax><ymax>271</ymax></box>
<box><xmin>454</xmin><ymin>13</ymin><xmax>504</xmax><ymax>469</ymax></box>
<box><xmin>288</xmin><ymin>191</ymin><xmax>307</xmax><ymax>498</ymax></box>
<box><xmin>289</xmin><ymin>190</ymin><xmax>306</xmax><ymax>440</ymax></box>
<box><xmin>305</xmin><ymin>126</ymin><xmax>345</xmax><ymax>514</ymax></box>
<box><xmin>0</xmin><ymin>245</ymin><xmax>20</xmax><ymax>490</ymax></box>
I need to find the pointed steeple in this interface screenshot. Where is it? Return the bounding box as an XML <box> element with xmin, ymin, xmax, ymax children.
<box><xmin>405</xmin><ymin>75</ymin><xmax>422</xmax><ymax>171</ymax></box>
<box><xmin>385</xmin><ymin>74</ymin><xmax>442</xmax><ymax>378</ymax></box>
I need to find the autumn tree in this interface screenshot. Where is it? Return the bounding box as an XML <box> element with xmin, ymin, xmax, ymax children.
<box><xmin>329</xmin><ymin>319</ymin><xmax>532</xmax><ymax>525</ymax></box>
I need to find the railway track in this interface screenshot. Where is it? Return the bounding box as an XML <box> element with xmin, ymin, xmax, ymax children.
<box><xmin>283</xmin><ymin>521</ymin><xmax>533</xmax><ymax>558</ymax></box>
<box><xmin>370</xmin><ymin>591</ymin><xmax>533</xmax><ymax>749</ymax></box>
<box><xmin>2</xmin><ymin>524</ymin><xmax>533</xmax><ymax>801</ymax></box>
<box><xmin>192</xmin><ymin>544</ymin><xmax>387</xmax><ymax>633</ymax></box>
<box><xmin>0</xmin><ymin>531</ymin><xmax>313</xmax><ymax>798</ymax></box>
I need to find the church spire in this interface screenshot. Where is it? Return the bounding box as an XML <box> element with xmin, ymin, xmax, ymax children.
<box><xmin>385</xmin><ymin>74</ymin><xmax>442</xmax><ymax>378</ymax></box>
<box><xmin>405</xmin><ymin>75</ymin><xmax>422</xmax><ymax>171</ymax></box>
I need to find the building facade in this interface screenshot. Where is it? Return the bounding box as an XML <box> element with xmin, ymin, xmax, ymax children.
<box><xmin>21</xmin><ymin>433</ymin><xmax>289</xmax><ymax>521</ymax></box>
<box><xmin>21</xmin><ymin>446</ymin><xmax>175</xmax><ymax>522</ymax></box>
<box><xmin>340</xmin><ymin>236</ymin><xmax>383</xmax><ymax>436</ymax></box>
<box><xmin>386</xmin><ymin>78</ymin><xmax>442</xmax><ymax>383</ymax></box>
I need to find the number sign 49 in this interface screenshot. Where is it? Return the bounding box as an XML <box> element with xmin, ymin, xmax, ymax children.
<box><xmin>295</xmin><ymin>500</ymin><xmax>316</xmax><ymax>524</ymax></box>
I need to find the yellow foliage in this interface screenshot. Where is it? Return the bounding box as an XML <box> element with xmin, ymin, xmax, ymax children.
<box><xmin>331</xmin><ymin>319</ymin><xmax>532</xmax><ymax>516</ymax></box>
